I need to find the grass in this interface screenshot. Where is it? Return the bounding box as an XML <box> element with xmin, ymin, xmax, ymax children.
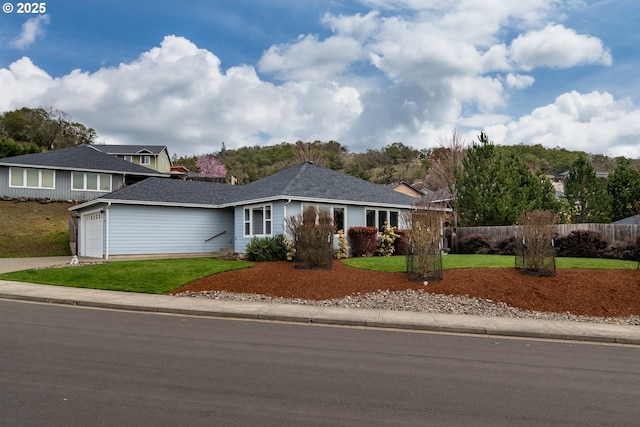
<box><xmin>342</xmin><ymin>254</ymin><xmax>637</xmax><ymax>272</ymax></box>
<box><xmin>0</xmin><ymin>258</ymin><xmax>254</xmax><ymax>294</ymax></box>
<box><xmin>0</xmin><ymin>201</ymin><xmax>74</xmax><ymax>258</ymax></box>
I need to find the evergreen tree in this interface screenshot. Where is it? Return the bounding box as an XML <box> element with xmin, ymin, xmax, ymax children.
<box><xmin>563</xmin><ymin>155</ymin><xmax>611</xmax><ymax>223</ymax></box>
<box><xmin>607</xmin><ymin>158</ymin><xmax>640</xmax><ymax>221</ymax></box>
<box><xmin>455</xmin><ymin>133</ymin><xmax>559</xmax><ymax>226</ymax></box>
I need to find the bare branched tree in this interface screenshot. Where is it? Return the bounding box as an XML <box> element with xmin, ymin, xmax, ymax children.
<box><xmin>294</xmin><ymin>140</ymin><xmax>326</xmax><ymax>166</ymax></box>
<box><xmin>423</xmin><ymin>129</ymin><xmax>467</xmax><ymax>199</ymax></box>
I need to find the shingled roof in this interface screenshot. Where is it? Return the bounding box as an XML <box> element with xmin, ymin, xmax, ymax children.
<box><xmin>98</xmin><ymin>177</ymin><xmax>233</xmax><ymax>207</ymax></box>
<box><xmin>0</xmin><ymin>145</ymin><xmax>167</xmax><ymax>177</ymax></box>
<box><xmin>71</xmin><ymin>162</ymin><xmax>420</xmax><ymax>209</ymax></box>
<box><xmin>92</xmin><ymin>144</ymin><xmax>168</xmax><ymax>155</ymax></box>
<box><xmin>231</xmin><ymin>162</ymin><xmax>419</xmax><ymax>206</ymax></box>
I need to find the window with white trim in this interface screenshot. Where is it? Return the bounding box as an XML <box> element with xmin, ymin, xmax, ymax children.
<box><xmin>72</xmin><ymin>172</ymin><xmax>112</xmax><ymax>191</ymax></box>
<box><xmin>366</xmin><ymin>209</ymin><xmax>399</xmax><ymax>230</ymax></box>
<box><xmin>139</xmin><ymin>155</ymin><xmax>150</xmax><ymax>165</ymax></box>
<box><xmin>124</xmin><ymin>155</ymin><xmax>133</xmax><ymax>162</ymax></box>
<box><xmin>301</xmin><ymin>204</ymin><xmax>345</xmax><ymax>231</ymax></box>
<box><xmin>243</xmin><ymin>205</ymin><xmax>272</xmax><ymax>236</ymax></box>
<box><xmin>9</xmin><ymin>167</ymin><xmax>55</xmax><ymax>189</ymax></box>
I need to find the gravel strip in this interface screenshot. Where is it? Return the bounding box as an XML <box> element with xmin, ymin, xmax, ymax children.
<box><xmin>175</xmin><ymin>288</ymin><xmax>640</xmax><ymax>326</ymax></box>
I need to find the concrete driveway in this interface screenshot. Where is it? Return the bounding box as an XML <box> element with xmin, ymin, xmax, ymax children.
<box><xmin>0</xmin><ymin>256</ymin><xmax>81</xmax><ymax>274</ymax></box>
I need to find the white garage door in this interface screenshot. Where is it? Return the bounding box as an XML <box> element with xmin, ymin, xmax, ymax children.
<box><xmin>83</xmin><ymin>211</ymin><xmax>103</xmax><ymax>258</ymax></box>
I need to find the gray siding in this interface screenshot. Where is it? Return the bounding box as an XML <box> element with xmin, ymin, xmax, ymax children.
<box><xmin>0</xmin><ymin>166</ymin><xmax>125</xmax><ymax>201</ymax></box>
<box><xmin>106</xmin><ymin>204</ymin><xmax>234</xmax><ymax>256</ymax></box>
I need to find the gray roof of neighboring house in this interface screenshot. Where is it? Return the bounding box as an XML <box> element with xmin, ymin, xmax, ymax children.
<box><xmin>92</xmin><ymin>144</ymin><xmax>168</xmax><ymax>155</ymax></box>
<box><xmin>612</xmin><ymin>214</ymin><xmax>640</xmax><ymax>225</ymax></box>
<box><xmin>71</xmin><ymin>162</ymin><xmax>422</xmax><ymax>210</ymax></box>
<box><xmin>0</xmin><ymin>145</ymin><xmax>167</xmax><ymax>176</ymax></box>
<box><xmin>96</xmin><ymin>177</ymin><xmax>233</xmax><ymax>206</ymax></box>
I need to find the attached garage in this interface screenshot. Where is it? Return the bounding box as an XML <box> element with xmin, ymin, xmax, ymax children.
<box><xmin>81</xmin><ymin>210</ymin><xmax>104</xmax><ymax>258</ymax></box>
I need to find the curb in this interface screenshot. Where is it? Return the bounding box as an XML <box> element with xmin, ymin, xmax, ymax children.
<box><xmin>2</xmin><ymin>289</ymin><xmax>639</xmax><ymax>346</ymax></box>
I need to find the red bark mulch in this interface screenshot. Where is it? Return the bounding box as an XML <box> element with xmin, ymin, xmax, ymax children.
<box><xmin>170</xmin><ymin>261</ymin><xmax>640</xmax><ymax>318</ymax></box>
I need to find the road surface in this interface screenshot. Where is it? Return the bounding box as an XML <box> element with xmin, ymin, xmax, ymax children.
<box><xmin>1</xmin><ymin>299</ymin><xmax>639</xmax><ymax>426</ymax></box>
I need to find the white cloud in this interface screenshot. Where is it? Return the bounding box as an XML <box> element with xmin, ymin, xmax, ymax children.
<box><xmin>486</xmin><ymin>91</ymin><xmax>640</xmax><ymax>158</ymax></box>
<box><xmin>10</xmin><ymin>15</ymin><xmax>51</xmax><ymax>49</ymax></box>
<box><xmin>0</xmin><ymin>1</ymin><xmax>637</xmax><ymax>160</ymax></box>
<box><xmin>505</xmin><ymin>73</ymin><xmax>535</xmax><ymax>89</ymax></box>
<box><xmin>510</xmin><ymin>24</ymin><xmax>612</xmax><ymax>71</ymax></box>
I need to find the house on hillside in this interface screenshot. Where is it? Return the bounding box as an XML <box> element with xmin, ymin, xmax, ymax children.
<box><xmin>92</xmin><ymin>144</ymin><xmax>172</xmax><ymax>173</ymax></box>
<box><xmin>69</xmin><ymin>162</ymin><xmax>441</xmax><ymax>258</ymax></box>
<box><xmin>0</xmin><ymin>145</ymin><xmax>168</xmax><ymax>202</ymax></box>
<box><xmin>386</xmin><ymin>181</ymin><xmax>423</xmax><ymax>198</ymax></box>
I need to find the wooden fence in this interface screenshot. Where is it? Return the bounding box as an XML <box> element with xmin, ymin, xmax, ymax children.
<box><xmin>455</xmin><ymin>223</ymin><xmax>639</xmax><ymax>243</ymax></box>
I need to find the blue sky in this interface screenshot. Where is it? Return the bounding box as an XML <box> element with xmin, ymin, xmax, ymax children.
<box><xmin>1</xmin><ymin>0</ymin><xmax>639</xmax><ymax>158</ymax></box>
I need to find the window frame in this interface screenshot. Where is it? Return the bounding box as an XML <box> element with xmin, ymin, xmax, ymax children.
<box><xmin>243</xmin><ymin>204</ymin><xmax>273</xmax><ymax>237</ymax></box>
<box><xmin>301</xmin><ymin>203</ymin><xmax>346</xmax><ymax>232</ymax></box>
<box><xmin>71</xmin><ymin>172</ymin><xmax>112</xmax><ymax>192</ymax></box>
<box><xmin>9</xmin><ymin>167</ymin><xmax>55</xmax><ymax>189</ymax></box>
<box><xmin>365</xmin><ymin>208</ymin><xmax>400</xmax><ymax>230</ymax></box>
<box><xmin>139</xmin><ymin>155</ymin><xmax>151</xmax><ymax>165</ymax></box>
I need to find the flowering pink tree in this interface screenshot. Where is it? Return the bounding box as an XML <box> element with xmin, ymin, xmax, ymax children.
<box><xmin>196</xmin><ymin>154</ymin><xmax>227</xmax><ymax>178</ymax></box>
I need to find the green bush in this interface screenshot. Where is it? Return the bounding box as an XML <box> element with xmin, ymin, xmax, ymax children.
<box><xmin>245</xmin><ymin>235</ymin><xmax>289</xmax><ymax>262</ymax></box>
<box><xmin>348</xmin><ymin>226</ymin><xmax>378</xmax><ymax>257</ymax></box>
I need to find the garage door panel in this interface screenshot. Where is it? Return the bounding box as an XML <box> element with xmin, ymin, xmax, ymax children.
<box><xmin>83</xmin><ymin>212</ymin><xmax>103</xmax><ymax>258</ymax></box>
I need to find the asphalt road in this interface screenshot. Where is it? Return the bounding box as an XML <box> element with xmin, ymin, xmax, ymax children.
<box><xmin>1</xmin><ymin>299</ymin><xmax>639</xmax><ymax>426</ymax></box>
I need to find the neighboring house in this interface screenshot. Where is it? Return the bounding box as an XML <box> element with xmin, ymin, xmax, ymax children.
<box><xmin>92</xmin><ymin>144</ymin><xmax>172</xmax><ymax>173</ymax></box>
<box><xmin>612</xmin><ymin>214</ymin><xmax>640</xmax><ymax>225</ymax></box>
<box><xmin>386</xmin><ymin>181</ymin><xmax>423</xmax><ymax>198</ymax></box>
<box><xmin>69</xmin><ymin>162</ymin><xmax>429</xmax><ymax>258</ymax></box>
<box><xmin>0</xmin><ymin>145</ymin><xmax>168</xmax><ymax>202</ymax></box>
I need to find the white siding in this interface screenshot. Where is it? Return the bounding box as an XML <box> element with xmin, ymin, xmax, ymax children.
<box><xmin>107</xmin><ymin>205</ymin><xmax>233</xmax><ymax>256</ymax></box>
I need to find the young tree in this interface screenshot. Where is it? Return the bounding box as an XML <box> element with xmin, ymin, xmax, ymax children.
<box><xmin>607</xmin><ymin>158</ymin><xmax>640</xmax><ymax>222</ymax></box>
<box><xmin>195</xmin><ymin>154</ymin><xmax>228</xmax><ymax>178</ymax></box>
<box><xmin>563</xmin><ymin>155</ymin><xmax>611</xmax><ymax>223</ymax></box>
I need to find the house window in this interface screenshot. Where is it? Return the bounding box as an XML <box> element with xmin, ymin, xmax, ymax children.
<box><xmin>302</xmin><ymin>204</ymin><xmax>345</xmax><ymax>231</ymax></box>
<box><xmin>243</xmin><ymin>205</ymin><xmax>272</xmax><ymax>236</ymax></box>
<box><xmin>9</xmin><ymin>167</ymin><xmax>55</xmax><ymax>189</ymax></box>
<box><xmin>139</xmin><ymin>155</ymin><xmax>150</xmax><ymax>165</ymax></box>
<box><xmin>366</xmin><ymin>209</ymin><xmax>399</xmax><ymax>230</ymax></box>
<box><xmin>124</xmin><ymin>155</ymin><xmax>133</xmax><ymax>162</ymax></box>
<box><xmin>72</xmin><ymin>172</ymin><xmax>112</xmax><ymax>191</ymax></box>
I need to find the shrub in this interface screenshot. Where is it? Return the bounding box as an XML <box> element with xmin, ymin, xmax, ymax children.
<box><xmin>334</xmin><ymin>229</ymin><xmax>350</xmax><ymax>259</ymax></box>
<box><xmin>245</xmin><ymin>235</ymin><xmax>289</xmax><ymax>262</ymax></box>
<box><xmin>393</xmin><ymin>229</ymin><xmax>410</xmax><ymax>256</ymax></box>
<box><xmin>515</xmin><ymin>209</ymin><xmax>558</xmax><ymax>276</ymax></box>
<box><xmin>348</xmin><ymin>226</ymin><xmax>378</xmax><ymax>257</ymax></box>
<box><xmin>495</xmin><ymin>236</ymin><xmax>516</xmax><ymax>255</ymax></box>
<box><xmin>285</xmin><ymin>206</ymin><xmax>335</xmax><ymax>269</ymax></box>
<box><xmin>555</xmin><ymin>230</ymin><xmax>609</xmax><ymax>258</ymax></box>
<box><xmin>602</xmin><ymin>240</ymin><xmax>637</xmax><ymax>261</ymax></box>
<box><xmin>376</xmin><ymin>221</ymin><xmax>399</xmax><ymax>257</ymax></box>
<box><xmin>457</xmin><ymin>233</ymin><xmax>493</xmax><ymax>254</ymax></box>
<box><xmin>404</xmin><ymin>209</ymin><xmax>443</xmax><ymax>281</ymax></box>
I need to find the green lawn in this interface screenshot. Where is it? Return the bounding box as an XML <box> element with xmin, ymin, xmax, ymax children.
<box><xmin>0</xmin><ymin>258</ymin><xmax>254</xmax><ymax>294</ymax></box>
<box><xmin>0</xmin><ymin>255</ymin><xmax>635</xmax><ymax>295</ymax></box>
<box><xmin>342</xmin><ymin>254</ymin><xmax>637</xmax><ymax>272</ymax></box>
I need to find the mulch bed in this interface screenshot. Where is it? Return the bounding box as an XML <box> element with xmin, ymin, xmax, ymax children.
<box><xmin>170</xmin><ymin>261</ymin><xmax>640</xmax><ymax>318</ymax></box>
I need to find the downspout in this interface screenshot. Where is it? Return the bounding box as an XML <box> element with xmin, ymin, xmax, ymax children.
<box><xmin>283</xmin><ymin>199</ymin><xmax>292</xmax><ymax>235</ymax></box>
<box><xmin>105</xmin><ymin>202</ymin><xmax>111</xmax><ymax>260</ymax></box>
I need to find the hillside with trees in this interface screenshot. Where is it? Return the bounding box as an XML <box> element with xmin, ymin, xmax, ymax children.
<box><xmin>1</xmin><ymin>106</ymin><xmax>638</xmax><ymax>226</ymax></box>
